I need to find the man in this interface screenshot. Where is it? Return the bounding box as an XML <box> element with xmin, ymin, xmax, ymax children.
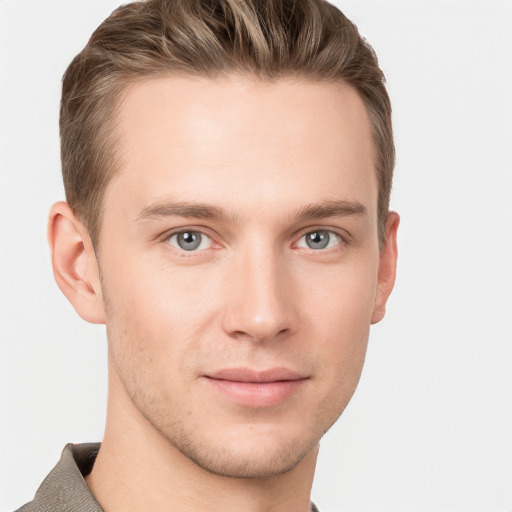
<box><xmin>17</xmin><ymin>0</ymin><xmax>398</xmax><ymax>510</ymax></box>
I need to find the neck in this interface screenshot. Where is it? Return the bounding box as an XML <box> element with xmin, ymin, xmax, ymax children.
<box><xmin>86</xmin><ymin>367</ymin><xmax>318</xmax><ymax>512</ymax></box>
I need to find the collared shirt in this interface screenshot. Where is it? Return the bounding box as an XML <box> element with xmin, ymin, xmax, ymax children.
<box><xmin>16</xmin><ymin>443</ymin><xmax>320</xmax><ymax>512</ymax></box>
<box><xmin>16</xmin><ymin>443</ymin><xmax>102</xmax><ymax>512</ymax></box>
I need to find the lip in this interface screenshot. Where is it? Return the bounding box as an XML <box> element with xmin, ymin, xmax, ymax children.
<box><xmin>203</xmin><ymin>367</ymin><xmax>308</xmax><ymax>408</ymax></box>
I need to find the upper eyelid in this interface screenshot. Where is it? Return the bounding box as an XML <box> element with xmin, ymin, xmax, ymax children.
<box><xmin>293</xmin><ymin>226</ymin><xmax>351</xmax><ymax>243</ymax></box>
<box><xmin>167</xmin><ymin>231</ymin><xmax>212</xmax><ymax>242</ymax></box>
<box><xmin>159</xmin><ymin>226</ymin><xmax>216</xmax><ymax>242</ymax></box>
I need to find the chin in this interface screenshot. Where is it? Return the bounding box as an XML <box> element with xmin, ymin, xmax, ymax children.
<box><xmin>172</xmin><ymin>433</ymin><xmax>317</xmax><ymax>478</ymax></box>
<box><xmin>142</xmin><ymin>409</ymin><xmax>323</xmax><ymax>479</ymax></box>
<box><xmin>128</xmin><ymin>381</ymin><xmax>350</xmax><ymax>480</ymax></box>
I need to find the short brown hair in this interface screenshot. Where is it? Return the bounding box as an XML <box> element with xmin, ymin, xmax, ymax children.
<box><xmin>60</xmin><ymin>0</ymin><xmax>394</xmax><ymax>247</ymax></box>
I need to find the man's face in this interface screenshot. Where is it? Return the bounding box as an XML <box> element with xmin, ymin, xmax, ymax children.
<box><xmin>96</xmin><ymin>75</ymin><xmax>389</xmax><ymax>477</ymax></box>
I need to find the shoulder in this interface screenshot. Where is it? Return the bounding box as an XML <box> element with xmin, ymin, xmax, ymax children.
<box><xmin>14</xmin><ymin>443</ymin><xmax>102</xmax><ymax>512</ymax></box>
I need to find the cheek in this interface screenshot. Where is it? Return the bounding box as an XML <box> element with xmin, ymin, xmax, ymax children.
<box><xmin>103</xmin><ymin>249</ymin><xmax>210</xmax><ymax>326</ymax></box>
<box><xmin>301</xmin><ymin>259</ymin><xmax>378</xmax><ymax>381</ymax></box>
<box><xmin>100</xmin><ymin>254</ymin><xmax>220</xmax><ymax>378</ymax></box>
<box><xmin>304</xmin><ymin>256</ymin><xmax>378</xmax><ymax>331</ymax></box>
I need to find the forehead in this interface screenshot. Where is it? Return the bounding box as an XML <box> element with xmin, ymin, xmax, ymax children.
<box><xmin>106</xmin><ymin>74</ymin><xmax>377</xmax><ymax>221</ymax></box>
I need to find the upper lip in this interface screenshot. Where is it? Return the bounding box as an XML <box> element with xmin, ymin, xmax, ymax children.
<box><xmin>205</xmin><ymin>367</ymin><xmax>307</xmax><ymax>383</ymax></box>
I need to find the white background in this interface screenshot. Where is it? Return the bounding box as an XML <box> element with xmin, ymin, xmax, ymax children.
<box><xmin>1</xmin><ymin>1</ymin><xmax>511</xmax><ymax>511</ymax></box>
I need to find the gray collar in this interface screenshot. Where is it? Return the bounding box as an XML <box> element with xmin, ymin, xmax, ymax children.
<box><xmin>16</xmin><ymin>443</ymin><xmax>103</xmax><ymax>512</ymax></box>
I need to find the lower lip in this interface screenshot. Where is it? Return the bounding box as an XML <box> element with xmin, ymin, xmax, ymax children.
<box><xmin>204</xmin><ymin>377</ymin><xmax>307</xmax><ymax>408</ymax></box>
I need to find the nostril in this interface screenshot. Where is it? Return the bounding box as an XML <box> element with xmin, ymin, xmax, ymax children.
<box><xmin>229</xmin><ymin>326</ymin><xmax>292</xmax><ymax>343</ymax></box>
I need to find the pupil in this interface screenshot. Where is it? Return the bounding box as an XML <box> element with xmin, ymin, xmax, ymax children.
<box><xmin>178</xmin><ymin>232</ymin><xmax>201</xmax><ymax>250</ymax></box>
<box><xmin>307</xmin><ymin>231</ymin><xmax>329</xmax><ymax>249</ymax></box>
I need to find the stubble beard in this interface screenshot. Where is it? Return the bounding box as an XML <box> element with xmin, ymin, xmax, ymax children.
<box><xmin>107</xmin><ymin>338</ymin><xmax>342</xmax><ymax>480</ymax></box>
<box><xmin>117</xmin><ymin>366</ymin><xmax>332</xmax><ymax>479</ymax></box>
<box><xmin>101</xmin><ymin>280</ymin><xmax>352</xmax><ymax>480</ymax></box>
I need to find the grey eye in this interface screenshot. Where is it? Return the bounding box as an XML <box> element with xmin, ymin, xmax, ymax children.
<box><xmin>177</xmin><ymin>232</ymin><xmax>201</xmax><ymax>250</ymax></box>
<box><xmin>168</xmin><ymin>231</ymin><xmax>211</xmax><ymax>251</ymax></box>
<box><xmin>297</xmin><ymin>230</ymin><xmax>342</xmax><ymax>250</ymax></box>
<box><xmin>305</xmin><ymin>231</ymin><xmax>330</xmax><ymax>249</ymax></box>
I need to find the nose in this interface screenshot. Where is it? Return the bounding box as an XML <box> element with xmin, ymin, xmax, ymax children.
<box><xmin>221</xmin><ymin>244</ymin><xmax>298</xmax><ymax>343</ymax></box>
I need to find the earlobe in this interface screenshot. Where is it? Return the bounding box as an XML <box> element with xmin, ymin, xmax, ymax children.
<box><xmin>371</xmin><ymin>211</ymin><xmax>400</xmax><ymax>325</ymax></box>
<box><xmin>48</xmin><ymin>201</ymin><xmax>106</xmax><ymax>324</ymax></box>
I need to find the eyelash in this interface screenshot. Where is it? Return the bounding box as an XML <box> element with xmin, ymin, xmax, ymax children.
<box><xmin>162</xmin><ymin>229</ymin><xmax>218</xmax><ymax>256</ymax></box>
<box><xmin>294</xmin><ymin>229</ymin><xmax>346</xmax><ymax>252</ymax></box>
<box><xmin>160</xmin><ymin>227</ymin><xmax>349</xmax><ymax>255</ymax></box>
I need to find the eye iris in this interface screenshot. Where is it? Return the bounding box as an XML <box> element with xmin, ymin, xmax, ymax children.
<box><xmin>306</xmin><ymin>231</ymin><xmax>330</xmax><ymax>249</ymax></box>
<box><xmin>177</xmin><ymin>231</ymin><xmax>201</xmax><ymax>250</ymax></box>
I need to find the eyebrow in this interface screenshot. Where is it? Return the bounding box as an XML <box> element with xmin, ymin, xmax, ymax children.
<box><xmin>293</xmin><ymin>199</ymin><xmax>367</xmax><ymax>221</ymax></box>
<box><xmin>136</xmin><ymin>198</ymin><xmax>367</xmax><ymax>223</ymax></box>
<box><xmin>136</xmin><ymin>201</ymin><xmax>229</xmax><ymax>222</ymax></box>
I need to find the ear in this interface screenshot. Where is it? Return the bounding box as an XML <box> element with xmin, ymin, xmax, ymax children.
<box><xmin>48</xmin><ymin>201</ymin><xmax>106</xmax><ymax>324</ymax></box>
<box><xmin>371</xmin><ymin>211</ymin><xmax>400</xmax><ymax>324</ymax></box>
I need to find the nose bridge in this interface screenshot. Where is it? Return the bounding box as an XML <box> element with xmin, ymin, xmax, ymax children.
<box><xmin>221</xmin><ymin>239</ymin><xmax>296</xmax><ymax>342</ymax></box>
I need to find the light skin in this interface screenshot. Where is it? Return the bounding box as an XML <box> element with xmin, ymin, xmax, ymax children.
<box><xmin>48</xmin><ymin>75</ymin><xmax>399</xmax><ymax>512</ymax></box>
